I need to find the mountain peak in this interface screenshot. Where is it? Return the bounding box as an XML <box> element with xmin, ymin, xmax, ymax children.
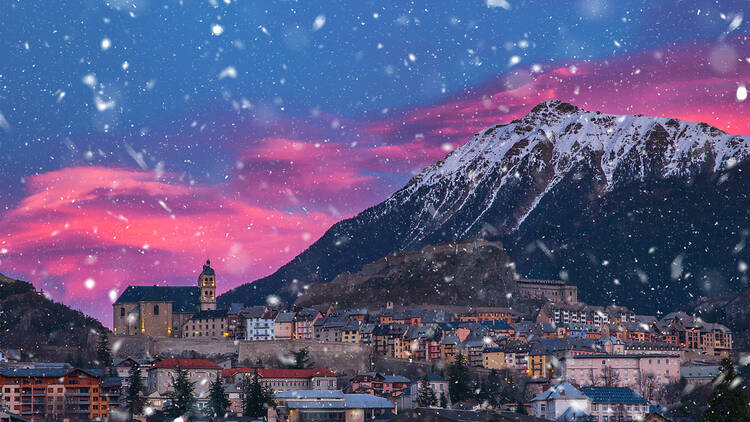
<box><xmin>528</xmin><ymin>99</ymin><xmax>581</xmax><ymax>116</ymax></box>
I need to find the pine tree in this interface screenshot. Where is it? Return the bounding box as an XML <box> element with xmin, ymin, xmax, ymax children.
<box><xmin>242</xmin><ymin>374</ymin><xmax>275</xmax><ymax>418</ymax></box>
<box><xmin>448</xmin><ymin>352</ymin><xmax>470</xmax><ymax>404</ymax></box>
<box><xmin>439</xmin><ymin>392</ymin><xmax>448</xmax><ymax>408</ymax></box>
<box><xmin>164</xmin><ymin>367</ymin><xmax>196</xmax><ymax>419</ymax></box>
<box><xmin>208</xmin><ymin>377</ymin><xmax>231</xmax><ymax>419</ymax></box>
<box><xmin>96</xmin><ymin>331</ymin><xmax>113</xmax><ymax>369</ymax></box>
<box><xmin>293</xmin><ymin>347</ymin><xmax>313</xmax><ymax>369</ymax></box>
<box><xmin>702</xmin><ymin>358</ymin><xmax>750</xmax><ymax>422</ymax></box>
<box><xmin>416</xmin><ymin>376</ymin><xmax>438</xmax><ymax>407</ymax></box>
<box><xmin>126</xmin><ymin>363</ymin><xmax>146</xmax><ymax>419</ymax></box>
<box><xmin>516</xmin><ymin>402</ymin><xmax>528</xmax><ymax>414</ymax></box>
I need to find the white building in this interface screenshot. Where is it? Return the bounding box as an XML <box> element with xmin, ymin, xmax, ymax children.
<box><xmin>530</xmin><ymin>382</ymin><xmax>589</xmax><ymax>420</ymax></box>
<box><xmin>582</xmin><ymin>387</ymin><xmax>649</xmax><ymax>422</ymax></box>
<box><xmin>245</xmin><ymin>306</ymin><xmax>276</xmax><ymax>341</ymax></box>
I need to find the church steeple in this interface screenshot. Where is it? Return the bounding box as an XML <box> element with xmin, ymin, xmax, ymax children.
<box><xmin>198</xmin><ymin>259</ymin><xmax>217</xmax><ymax>311</ymax></box>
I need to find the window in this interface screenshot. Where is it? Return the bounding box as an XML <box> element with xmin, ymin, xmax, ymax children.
<box><xmin>121</xmin><ymin>307</ymin><xmax>125</xmax><ymax>316</ymax></box>
<box><xmin>153</xmin><ymin>305</ymin><xmax>159</xmax><ymax>315</ymax></box>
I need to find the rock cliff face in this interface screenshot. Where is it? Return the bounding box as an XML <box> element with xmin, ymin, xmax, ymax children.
<box><xmin>220</xmin><ymin>100</ymin><xmax>750</xmax><ymax>314</ymax></box>
<box><xmin>294</xmin><ymin>239</ymin><xmax>517</xmax><ymax>308</ymax></box>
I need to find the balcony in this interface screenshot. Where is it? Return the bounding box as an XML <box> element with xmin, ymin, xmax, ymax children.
<box><xmin>65</xmin><ymin>392</ymin><xmax>90</xmax><ymax>397</ymax></box>
<box><xmin>66</xmin><ymin>409</ymin><xmax>91</xmax><ymax>414</ymax></box>
<box><xmin>65</xmin><ymin>400</ymin><xmax>91</xmax><ymax>405</ymax></box>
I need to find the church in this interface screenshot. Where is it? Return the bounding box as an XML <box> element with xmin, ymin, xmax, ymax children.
<box><xmin>112</xmin><ymin>260</ymin><xmax>217</xmax><ymax>337</ymax></box>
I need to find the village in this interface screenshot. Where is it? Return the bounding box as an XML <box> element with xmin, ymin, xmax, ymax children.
<box><xmin>0</xmin><ymin>261</ymin><xmax>736</xmax><ymax>422</ymax></box>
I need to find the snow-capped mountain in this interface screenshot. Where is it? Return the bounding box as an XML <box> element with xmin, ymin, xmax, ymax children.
<box><xmin>220</xmin><ymin>100</ymin><xmax>750</xmax><ymax>313</ymax></box>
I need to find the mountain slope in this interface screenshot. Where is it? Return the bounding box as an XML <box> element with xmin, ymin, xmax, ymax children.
<box><xmin>219</xmin><ymin>100</ymin><xmax>750</xmax><ymax>314</ymax></box>
<box><xmin>0</xmin><ymin>273</ymin><xmax>105</xmax><ymax>363</ymax></box>
<box><xmin>294</xmin><ymin>239</ymin><xmax>517</xmax><ymax>308</ymax></box>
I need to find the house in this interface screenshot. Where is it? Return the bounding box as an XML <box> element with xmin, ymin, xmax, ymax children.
<box><xmin>402</xmin><ymin>325</ymin><xmax>442</xmax><ymax>361</ymax></box>
<box><xmin>274</xmin><ymin>311</ymin><xmax>297</xmax><ymax>340</ymax></box>
<box><xmin>221</xmin><ymin>368</ymin><xmax>338</xmax><ymax>392</ymax></box>
<box><xmin>659</xmin><ymin>312</ymin><xmax>733</xmax><ymax>356</ymax></box>
<box><xmin>359</xmin><ymin>323</ymin><xmax>376</xmax><ymax>345</ymax></box>
<box><xmin>345</xmin><ymin>309</ymin><xmax>369</xmax><ymax>322</ymax></box>
<box><xmin>456</xmin><ymin>307</ymin><xmax>513</xmax><ymax>323</ymax></box>
<box><xmin>440</xmin><ymin>335</ymin><xmax>459</xmax><ymax>363</ymax></box>
<box><xmin>479</xmin><ymin>319</ymin><xmax>515</xmax><ymax>337</ymax></box>
<box><xmin>341</xmin><ymin>320</ymin><xmax>362</xmax><ymax>343</ymax></box>
<box><xmin>271</xmin><ymin>390</ymin><xmax>394</xmax><ymax>422</ymax></box>
<box><xmin>582</xmin><ymin>387</ymin><xmax>649</xmax><ymax>422</ymax></box>
<box><xmin>458</xmin><ymin>338</ymin><xmax>487</xmax><ymax>367</ymax></box>
<box><xmin>392</xmin><ymin>309</ymin><xmax>422</xmax><ymax>326</ymax></box>
<box><xmin>182</xmin><ymin>308</ymin><xmax>229</xmax><ymax>338</ymax></box>
<box><xmin>114</xmin><ymin>357</ymin><xmax>152</xmax><ymax>390</ymax></box>
<box><xmin>564</xmin><ymin>322</ymin><xmax>601</xmax><ymax>339</ymax></box>
<box><xmin>227</xmin><ymin>305</ymin><xmax>245</xmax><ymax>340</ymax></box>
<box><xmin>112</xmin><ymin>260</ymin><xmax>216</xmax><ymax>337</ymax></box>
<box><xmin>372</xmin><ymin>324</ymin><xmax>408</xmax><ymax>358</ymax></box>
<box><xmin>293</xmin><ymin>308</ymin><xmax>321</xmax><ymax>340</ymax></box>
<box><xmin>408</xmin><ymin>373</ymin><xmax>449</xmax><ymax>407</ymax></box>
<box><xmin>245</xmin><ymin>306</ymin><xmax>276</xmax><ymax>341</ymax></box>
<box><xmin>501</xmin><ymin>340</ymin><xmax>531</xmax><ymax>371</ymax></box>
<box><xmin>147</xmin><ymin>358</ymin><xmax>222</xmax><ymax>403</ymax></box>
<box><xmin>680</xmin><ymin>361</ymin><xmax>721</xmax><ymax>385</ymax></box>
<box><xmin>530</xmin><ymin>382</ymin><xmax>589</xmax><ymax>421</ymax></box>
<box><xmin>314</xmin><ymin>313</ymin><xmax>349</xmax><ymax>342</ymax></box>
<box><xmin>349</xmin><ymin>372</ymin><xmax>411</xmax><ymax>399</ymax></box>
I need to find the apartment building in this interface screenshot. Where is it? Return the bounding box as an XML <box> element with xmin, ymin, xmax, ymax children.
<box><xmin>0</xmin><ymin>365</ymin><xmax>111</xmax><ymax>421</ymax></box>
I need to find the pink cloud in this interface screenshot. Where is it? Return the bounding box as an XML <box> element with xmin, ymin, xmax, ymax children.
<box><xmin>4</xmin><ymin>36</ymin><xmax>750</xmax><ymax>326</ymax></box>
<box><xmin>0</xmin><ymin>166</ymin><xmax>338</xmax><ymax>325</ymax></box>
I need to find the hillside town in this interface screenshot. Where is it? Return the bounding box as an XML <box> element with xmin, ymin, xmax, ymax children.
<box><xmin>0</xmin><ymin>261</ymin><xmax>741</xmax><ymax>422</ymax></box>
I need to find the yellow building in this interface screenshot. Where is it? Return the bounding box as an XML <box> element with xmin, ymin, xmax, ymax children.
<box><xmin>274</xmin><ymin>311</ymin><xmax>296</xmax><ymax>340</ymax></box>
<box><xmin>528</xmin><ymin>353</ymin><xmax>552</xmax><ymax>379</ymax></box>
<box><xmin>341</xmin><ymin>320</ymin><xmax>361</xmax><ymax>343</ymax></box>
<box><xmin>482</xmin><ymin>347</ymin><xmax>507</xmax><ymax>369</ymax></box>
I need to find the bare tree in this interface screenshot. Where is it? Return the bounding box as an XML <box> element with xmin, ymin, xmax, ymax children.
<box><xmin>635</xmin><ymin>371</ymin><xmax>658</xmax><ymax>402</ymax></box>
<box><xmin>596</xmin><ymin>366</ymin><xmax>621</xmax><ymax>387</ymax></box>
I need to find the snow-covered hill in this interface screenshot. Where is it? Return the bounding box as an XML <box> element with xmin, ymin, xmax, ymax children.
<box><xmin>220</xmin><ymin>100</ymin><xmax>750</xmax><ymax>313</ymax></box>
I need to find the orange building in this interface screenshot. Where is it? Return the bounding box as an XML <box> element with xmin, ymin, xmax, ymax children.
<box><xmin>0</xmin><ymin>365</ymin><xmax>112</xmax><ymax>421</ymax></box>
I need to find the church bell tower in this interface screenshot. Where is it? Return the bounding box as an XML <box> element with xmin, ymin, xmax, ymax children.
<box><xmin>198</xmin><ymin>259</ymin><xmax>217</xmax><ymax>311</ymax></box>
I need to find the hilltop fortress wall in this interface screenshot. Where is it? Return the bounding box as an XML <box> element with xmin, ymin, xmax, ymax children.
<box><xmin>111</xmin><ymin>336</ymin><xmax>372</xmax><ymax>374</ymax></box>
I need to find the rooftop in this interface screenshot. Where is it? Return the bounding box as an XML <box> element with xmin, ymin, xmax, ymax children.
<box><xmin>531</xmin><ymin>382</ymin><xmax>586</xmax><ymax>401</ymax></box>
<box><xmin>114</xmin><ymin>285</ymin><xmax>200</xmax><ymax>313</ymax></box>
<box><xmin>152</xmin><ymin>358</ymin><xmax>221</xmax><ymax>370</ymax></box>
<box><xmin>582</xmin><ymin>387</ymin><xmax>648</xmax><ymax>404</ymax></box>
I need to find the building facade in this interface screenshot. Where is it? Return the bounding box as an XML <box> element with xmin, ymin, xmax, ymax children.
<box><xmin>112</xmin><ymin>260</ymin><xmax>216</xmax><ymax>337</ymax></box>
<box><xmin>518</xmin><ymin>279</ymin><xmax>578</xmax><ymax>304</ymax></box>
<box><xmin>0</xmin><ymin>366</ymin><xmax>111</xmax><ymax>421</ymax></box>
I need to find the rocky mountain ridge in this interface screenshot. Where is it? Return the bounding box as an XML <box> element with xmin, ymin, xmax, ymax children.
<box><xmin>219</xmin><ymin>100</ymin><xmax>750</xmax><ymax>314</ymax></box>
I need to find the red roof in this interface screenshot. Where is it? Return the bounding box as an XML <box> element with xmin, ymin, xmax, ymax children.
<box><xmin>152</xmin><ymin>358</ymin><xmax>221</xmax><ymax>370</ymax></box>
<box><xmin>221</xmin><ymin>367</ymin><xmax>336</xmax><ymax>379</ymax></box>
<box><xmin>221</xmin><ymin>367</ymin><xmax>257</xmax><ymax>378</ymax></box>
